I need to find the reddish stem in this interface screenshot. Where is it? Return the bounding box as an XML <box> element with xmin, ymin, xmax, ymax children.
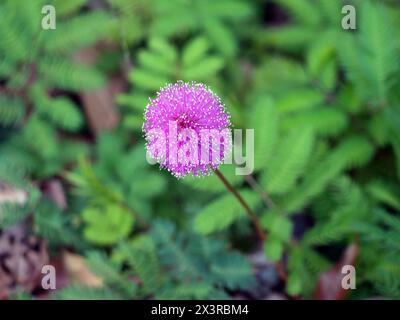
<box><xmin>214</xmin><ymin>169</ymin><xmax>266</xmax><ymax>241</ymax></box>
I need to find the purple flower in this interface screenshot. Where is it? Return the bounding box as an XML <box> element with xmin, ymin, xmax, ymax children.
<box><xmin>143</xmin><ymin>81</ymin><xmax>231</xmax><ymax>178</ymax></box>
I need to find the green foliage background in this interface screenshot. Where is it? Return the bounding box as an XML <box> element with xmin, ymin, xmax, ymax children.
<box><xmin>1</xmin><ymin>0</ymin><xmax>400</xmax><ymax>299</ymax></box>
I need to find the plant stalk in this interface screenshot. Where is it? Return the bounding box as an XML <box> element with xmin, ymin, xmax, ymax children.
<box><xmin>214</xmin><ymin>169</ymin><xmax>266</xmax><ymax>241</ymax></box>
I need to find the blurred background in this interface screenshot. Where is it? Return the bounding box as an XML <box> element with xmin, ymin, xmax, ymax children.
<box><xmin>0</xmin><ymin>0</ymin><xmax>400</xmax><ymax>300</ymax></box>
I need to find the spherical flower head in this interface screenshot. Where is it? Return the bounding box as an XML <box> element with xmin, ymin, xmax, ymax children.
<box><xmin>143</xmin><ymin>81</ymin><xmax>231</xmax><ymax>178</ymax></box>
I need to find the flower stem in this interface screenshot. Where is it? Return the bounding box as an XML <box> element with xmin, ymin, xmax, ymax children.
<box><xmin>214</xmin><ymin>169</ymin><xmax>266</xmax><ymax>241</ymax></box>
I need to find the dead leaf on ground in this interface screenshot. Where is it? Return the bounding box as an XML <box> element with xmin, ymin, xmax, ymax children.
<box><xmin>0</xmin><ymin>224</ymin><xmax>49</xmax><ymax>298</ymax></box>
<box><xmin>62</xmin><ymin>252</ymin><xmax>103</xmax><ymax>287</ymax></box>
<box><xmin>314</xmin><ymin>242</ymin><xmax>359</xmax><ymax>300</ymax></box>
<box><xmin>75</xmin><ymin>45</ymin><xmax>125</xmax><ymax>135</ymax></box>
<box><xmin>41</xmin><ymin>179</ymin><xmax>67</xmax><ymax>210</ymax></box>
<box><xmin>0</xmin><ymin>182</ymin><xmax>27</xmax><ymax>207</ymax></box>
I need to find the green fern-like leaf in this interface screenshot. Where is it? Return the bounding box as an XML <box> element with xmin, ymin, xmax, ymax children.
<box><xmin>256</xmin><ymin>26</ymin><xmax>315</xmax><ymax>52</ymax></box>
<box><xmin>252</xmin><ymin>56</ymin><xmax>307</xmax><ymax>95</ymax></box>
<box><xmin>276</xmin><ymin>0</ymin><xmax>321</xmax><ymax>26</ymax></box>
<box><xmin>30</xmin><ymin>83</ymin><xmax>83</xmax><ymax>131</ymax></box>
<box><xmin>210</xmin><ymin>253</ymin><xmax>256</xmax><ymax>290</ymax></box>
<box><xmin>118</xmin><ymin>237</ymin><xmax>163</xmax><ymax>295</ymax></box>
<box><xmin>152</xmin><ymin>220</ymin><xmax>204</xmax><ymax>280</ymax></box>
<box><xmin>86</xmin><ymin>251</ymin><xmax>123</xmax><ymax>282</ymax></box>
<box><xmin>281</xmin><ymin>108</ymin><xmax>347</xmax><ymax>137</ymax></box>
<box><xmin>275</xmin><ymin>88</ymin><xmax>324</xmax><ymax>114</ymax></box>
<box><xmin>261</xmin><ymin>127</ymin><xmax>314</xmax><ymax>195</ymax></box>
<box><xmin>35</xmin><ymin>200</ymin><xmax>85</xmax><ymax>249</ymax></box>
<box><xmin>67</xmin><ymin>157</ymin><xmax>124</xmax><ymax>205</ymax></box>
<box><xmin>38</xmin><ymin>57</ymin><xmax>105</xmax><ymax>91</ymax></box>
<box><xmin>249</xmin><ymin>96</ymin><xmax>279</xmax><ymax>171</ymax></box>
<box><xmin>338</xmin><ymin>1</ymin><xmax>399</xmax><ymax>106</ymax></box>
<box><xmin>283</xmin><ymin>136</ymin><xmax>374</xmax><ymax>213</ymax></box>
<box><xmin>53</xmin><ymin>285</ymin><xmax>123</xmax><ymax>300</ymax></box>
<box><xmin>52</xmin><ymin>0</ymin><xmax>87</xmax><ymax>16</ymax></box>
<box><xmin>150</xmin><ymin>0</ymin><xmax>254</xmax><ymax>57</ymax></box>
<box><xmin>156</xmin><ymin>282</ymin><xmax>216</xmax><ymax>300</ymax></box>
<box><xmin>366</xmin><ymin>180</ymin><xmax>400</xmax><ymax>210</ymax></box>
<box><xmin>82</xmin><ymin>204</ymin><xmax>134</xmax><ymax>246</ymax></box>
<box><xmin>43</xmin><ymin>11</ymin><xmax>112</xmax><ymax>53</ymax></box>
<box><xmin>0</xmin><ymin>95</ymin><xmax>24</xmax><ymax>126</ymax></box>
<box><xmin>193</xmin><ymin>190</ymin><xmax>259</xmax><ymax>235</ymax></box>
<box><xmin>358</xmin><ymin>1</ymin><xmax>398</xmax><ymax>105</ymax></box>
